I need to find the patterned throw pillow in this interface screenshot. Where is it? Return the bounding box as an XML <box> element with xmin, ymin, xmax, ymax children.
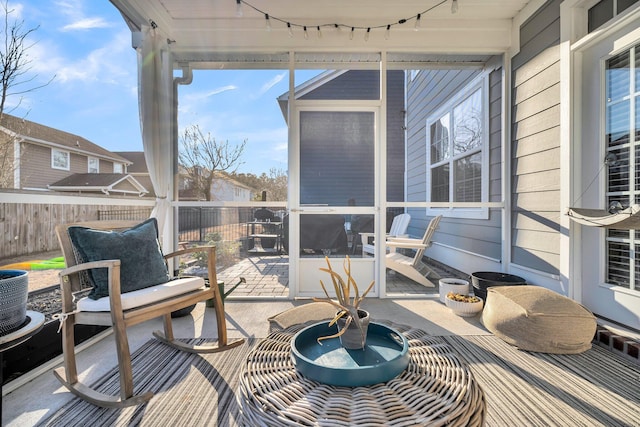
<box><xmin>68</xmin><ymin>218</ymin><xmax>170</xmax><ymax>300</ymax></box>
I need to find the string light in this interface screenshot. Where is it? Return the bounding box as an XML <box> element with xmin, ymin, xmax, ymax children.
<box><xmin>451</xmin><ymin>0</ymin><xmax>459</xmax><ymax>14</ymax></box>
<box><xmin>233</xmin><ymin>0</ymin><xmax>449</xmax><ymax>40</ymax></box>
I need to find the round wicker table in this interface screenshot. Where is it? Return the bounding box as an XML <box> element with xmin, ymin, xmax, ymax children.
<box><xmin>239</xmin><ymin>320</ymin><xmax>485</xmax><ymax>426</ymax></box>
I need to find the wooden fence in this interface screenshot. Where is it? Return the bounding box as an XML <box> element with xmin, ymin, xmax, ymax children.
<box><xmin>0</xmin><ymin>190</ymin><xmax>153</xmax><ymax>260</ymax></box>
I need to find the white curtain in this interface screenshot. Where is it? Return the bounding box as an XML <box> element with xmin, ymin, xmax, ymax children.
<box><xmin>137</xmin><ymin>26</ymin><xmax>173</xmax><ymax>248</ymax></box>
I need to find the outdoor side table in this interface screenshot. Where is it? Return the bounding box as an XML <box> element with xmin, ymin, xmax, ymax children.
<box><xmin>238</xmin><ymin>320</ymin><xmax>486</xmax><ymax>426</ymax></box>
<box><xmin>1</xmin><ymin>311</ymin><xmax>45</xmax><ymax>415</ymax></box>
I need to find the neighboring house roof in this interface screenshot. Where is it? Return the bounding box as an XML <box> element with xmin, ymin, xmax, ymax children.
<box><xmin>0</xmin><ymin>114</ymin><xmax>131</xmax><ymax>165</ymax></box>
<box><xmin>48</xmin><ymin>173</ymin><xmax>148</xmax><ymax>196</ymax></box>
<box><xmin>114</xmin><ymin>151</ymin><xmax>148</xmax><ymax>173</ymax></box>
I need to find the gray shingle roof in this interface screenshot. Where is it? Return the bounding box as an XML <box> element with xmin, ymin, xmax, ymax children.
<box><xmin>0</xmin><ymin>114</ymin><xmax>130</xmax><ymax>164</ymax></box>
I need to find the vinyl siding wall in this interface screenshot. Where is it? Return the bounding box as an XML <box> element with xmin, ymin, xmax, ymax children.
<box><xmin>510</xmin><ymin>0</ymin><xmax>561</xmax><ymax>275</ymax></box>
<box><xmin>405</xmin><ymin>64</ymin><xmax>503</xmax><ymax>261</ymax></box>
<box><xmin>19</xmin><ymin>143</ymin><xmax>116</xmax><ymax>189</ymax></box>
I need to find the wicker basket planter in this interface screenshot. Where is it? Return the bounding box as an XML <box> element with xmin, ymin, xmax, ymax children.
<box><xmin>0</xmin><ymin>270</ymin><xmax>29</xmax><ymax>336</ymax></box>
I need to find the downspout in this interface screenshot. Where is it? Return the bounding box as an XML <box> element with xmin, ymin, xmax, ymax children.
<box><xmin>173</xmin><ymin>62</ymin><xmax>193</xmax><ymax>250</ymax></box>
<box><xmin>502</xmin><ymin>53</ymin><xmax>512</xmax><ymax>272</ymax></box>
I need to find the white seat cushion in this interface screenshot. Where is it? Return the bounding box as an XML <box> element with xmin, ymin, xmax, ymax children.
<box><xmin>77</xmin><ymin>276</ymin><xmax>205</xmax><ymax>312</ymax></box>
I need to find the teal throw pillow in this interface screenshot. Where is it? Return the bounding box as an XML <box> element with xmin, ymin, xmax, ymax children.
<box><xmin>68</xmin><ymin>218</ymin><xmax>170</xmax><ymax>300</ymax></box>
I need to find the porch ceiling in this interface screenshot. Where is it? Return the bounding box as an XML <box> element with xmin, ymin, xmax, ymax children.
<box><xmin>109</xmin><ymin>0</ymin><xmax>533</xmax><ymax>67</ymax></box>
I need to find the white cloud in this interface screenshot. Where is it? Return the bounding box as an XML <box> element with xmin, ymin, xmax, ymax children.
<box><xmin>257</xmin><ymin>73</ymin><xmax>285</xmax><ymax>97</ymax></box>
<box><xmin>52</xmin><ymin>32</ymin><xmax>132</xmax><ymax>84</ymax></box>
<box><xmin>54</xmin><ymin>0</ymin><xmax>115</xmax><ymax>32</ymax></box>
<box><xmin>61</xmin><ymin>17</ymin><xmax>112</xmax><ymax>31</ymax></box>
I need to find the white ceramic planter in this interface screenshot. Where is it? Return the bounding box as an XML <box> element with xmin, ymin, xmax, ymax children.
<box><xmin>445</xmin><ymin>295</ymin><xmax>484</xmax><ymax>317</ymax></box>
<box><xmin>439</xmin><ymin>278</ymin><xmax>470</xmax><ymax>304</ymax></box>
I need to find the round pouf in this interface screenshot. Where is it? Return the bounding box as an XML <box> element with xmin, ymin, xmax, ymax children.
<box><xmin>0</xmin><ymin>270</ymin><xmax>29</xmax><ymax>336</ymax></box>
<box><xmin>481</xmin><ymin>285</ymin><xmax>597</xmax><ymax>354</ymax></box>
<box><xmin>439</xmin><ymin>278</ymin><xmax>470</xmax><ymax>304</ymax></box>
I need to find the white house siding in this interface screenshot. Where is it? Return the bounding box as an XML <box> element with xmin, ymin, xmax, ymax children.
<box><xmin>510</xmin><ymin>0</ymin><xmax>561</xmax><ymax>275</ymax></box>
<box><xmin>405</xmin><ymin>65</ymin><xmax>503</xmax><ymax>274</ymax></box>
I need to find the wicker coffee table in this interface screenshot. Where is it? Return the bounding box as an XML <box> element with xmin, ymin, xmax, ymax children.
<box><xmin>239</xmin><ymin>320</ymin><xmax>485</xmax><ymax>426</ymax></box>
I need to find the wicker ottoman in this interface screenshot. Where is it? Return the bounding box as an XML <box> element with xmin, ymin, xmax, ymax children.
<box><xmin>481</xmin><ymin>285</ymin><xmax>597</xmax><ymax>354</ymax></box>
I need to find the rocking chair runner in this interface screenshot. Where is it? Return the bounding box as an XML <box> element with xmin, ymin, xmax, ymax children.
<box><xmin>53</xmin><ymin>220</ymin><xmax>243</xmax><ymax>408</ymax></box>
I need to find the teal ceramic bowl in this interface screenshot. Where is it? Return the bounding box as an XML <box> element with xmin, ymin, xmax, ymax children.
<box><xmin>291</xmin><ymin>322</ymin><xmax>409</xmax><ymax>387</ymax></box>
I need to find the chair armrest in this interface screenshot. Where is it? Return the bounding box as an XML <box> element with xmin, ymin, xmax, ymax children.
<box><xmin>164</xmin><ymin>245</ymin><xmax>215</xmax><ymax>260</ymax></box>
<box><xmin>385</xmin><ymin>238</ymin><xmax>427</xmax><ymax>250</ymax></box>
<box><xmin>58</xmin><ymin>260</ymin><xmax>122</xmax><ymax>312</ymax></box>
<box><xmin>359</xmin><ymin>232</ymin><xmax>375</xmax><ymax>245</ymax></box>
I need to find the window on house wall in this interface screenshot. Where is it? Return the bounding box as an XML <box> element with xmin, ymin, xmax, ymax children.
<box><xmin>51</xmin><ymin>149</ymin><xmax>70</xmax><ymax>170</ymax></box>
<box><xmin>426</xmin><ymin>79</ymin><xmax>487</xmax><ymax>218</ymax></box>
<box><xmin>605</xmin><ymin>42</ymin><xmax>639</xmax><ymax>291</ymax></box>
<box><xmin>588</xmin><ymin>0</ymin><xmax>639</xmax><ymax>33</ymax></box>
<box><xmin>88</xmin><ymin>157</ymin><xmax>99</xmax><ymax>173</ymax></box>
<box><xmin>113</xmin><ymin>163</ymin><xmax>123</xmax><ymax>173</ymax></box>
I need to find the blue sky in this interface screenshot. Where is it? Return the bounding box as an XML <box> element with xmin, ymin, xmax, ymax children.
<box><xmin>9</xmin><ymin>1</ymin><xmax>317</xmax><ymax>174</ymax></box>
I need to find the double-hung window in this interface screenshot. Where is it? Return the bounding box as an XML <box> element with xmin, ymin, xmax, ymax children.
<box><xmin>88</xmin><ymin>157</ymin><xmax>99</xmax><ymax>173</ymax></box>
<box><xmin>605</xmin><ymin>42</ymin><xmax>640</xmax><ymax>291</ymax></box>
<box><xmin>426</xmin><ymin>78</ymin><xmax>488</xmax><ymax>218</ymax></box>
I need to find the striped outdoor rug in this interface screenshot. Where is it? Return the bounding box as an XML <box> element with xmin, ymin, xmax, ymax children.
<box><xmin>40</xmin><ymin>334</ymin><xmax>640</xmax><ymax>426</ymax></box>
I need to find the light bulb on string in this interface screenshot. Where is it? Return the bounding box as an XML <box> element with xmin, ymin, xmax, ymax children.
<box><xmin>414</xmin><ymin>14</ymin><xmax>421</xmax><ymax>30</ymax></box>
<box><xmin>385</xmin><ymin>25</ymin><xmax>391</xmax><ymax>40</ymax></box>
<box><xmin>287</xmin><ymin>22</ymin><xmax>293</xmax><ymax>38</ymax></box>
<box><xmin>265</xmin><ymin>14</ymin><xmax>271</xmax><ymax>31</ymax></box>
<box><xmin>334</xmin><ymin>24</ymin><xmax>341</xmax><ymax>34</ymax></box>
<box><xmin>235</xmin><ymin>0</ymin><xmax>243</xmax><ymax>17</ymax></box>
<box><xmin>303</xmin><ymin>26</ymin><xmax>309</xmax><ymax>39</ymax></box>
<box><xmin>350</xmin><ymin>27</ymin><xmax>355</xmax><ymax>40</ymax></box>
<box><xmin>364</xmin><ymin>27</ymin><xmax>370</xmax><ymax>42</ymax></box>
<box><xmin>451</xmin><ymin>0</ymin><xmax>458</xmax><ymax>14</ymax></box>
<box><xmin>317</xmin><ymin>26</ymin><xmax>322</xmax><ymax>38</ymax></box>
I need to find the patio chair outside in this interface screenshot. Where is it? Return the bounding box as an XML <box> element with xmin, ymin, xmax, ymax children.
<box><xmin>361</xmin><ymin>213</ymin><xmax>411</xmax><ymax>256</ymax></box>
<box><xmin>385</xmin><ymin>215</ymin><xmax>443</xmax><ymax>287</ymax></box>
<box><xmin>53</xmin><ymin>220</ymin><xmax>243</xmax><ymax>408</ymax></box>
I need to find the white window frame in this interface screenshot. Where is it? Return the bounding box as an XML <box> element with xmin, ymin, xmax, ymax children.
<box><xmin>113</xmin><ymin>162</ymin><xmax>124</xmax><ymax>173</ymax></box>
<box><xmin>51</xmin><ymin>148</ymin><xmax>70</xmax><ymax>171</ymax></box>
<box><xmin>88</xmin><ymin>157</ymin><xmax>99</xmax><ymax>173</ymax></box>
<box><xmin>604</xmin><ymin>42</ymin><xmax>639</xmax><ymax>291</ymax></box>
<box><xmin>425</xmin><ymin>75</ymin><xmax>489</xmax><ymax>219</ymax></box>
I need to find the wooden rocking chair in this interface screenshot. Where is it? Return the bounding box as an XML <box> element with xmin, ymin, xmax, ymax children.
<box><xmin>53</xmin><ymin>220</ymin><xmax>244</xmax><ymax>408</ymax></box>
<box><xmin>385</xmin><ymin>215</ymin><xmax>442</xmax><ymax>287</ymax></box>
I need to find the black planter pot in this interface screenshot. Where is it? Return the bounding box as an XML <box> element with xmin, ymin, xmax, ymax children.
<box><xmin>471</xmin><ymin>272</ymin><xmax>526</xmax><ymax>300</ymax></box>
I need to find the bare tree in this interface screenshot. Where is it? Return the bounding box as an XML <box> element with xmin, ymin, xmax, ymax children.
<box><xmin>178</xmin><ymin>124</ymin><xmax>247</xmax><ymax>201</ymax></box>
<box><xmin>0</xmin><ymin>0</ymin><xmax>54</xmax><ymax>187</ymax></box>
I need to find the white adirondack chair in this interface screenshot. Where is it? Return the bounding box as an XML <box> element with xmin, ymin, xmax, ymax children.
<box><xmin>385</xmin><ymin>215</ymin><xmax>442</xmax><ymax>287</ymax></box>
<box><xmin>360</xmin><ymin>213</ymin><xmax>411</xmax><ymax>256</ymax></box>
